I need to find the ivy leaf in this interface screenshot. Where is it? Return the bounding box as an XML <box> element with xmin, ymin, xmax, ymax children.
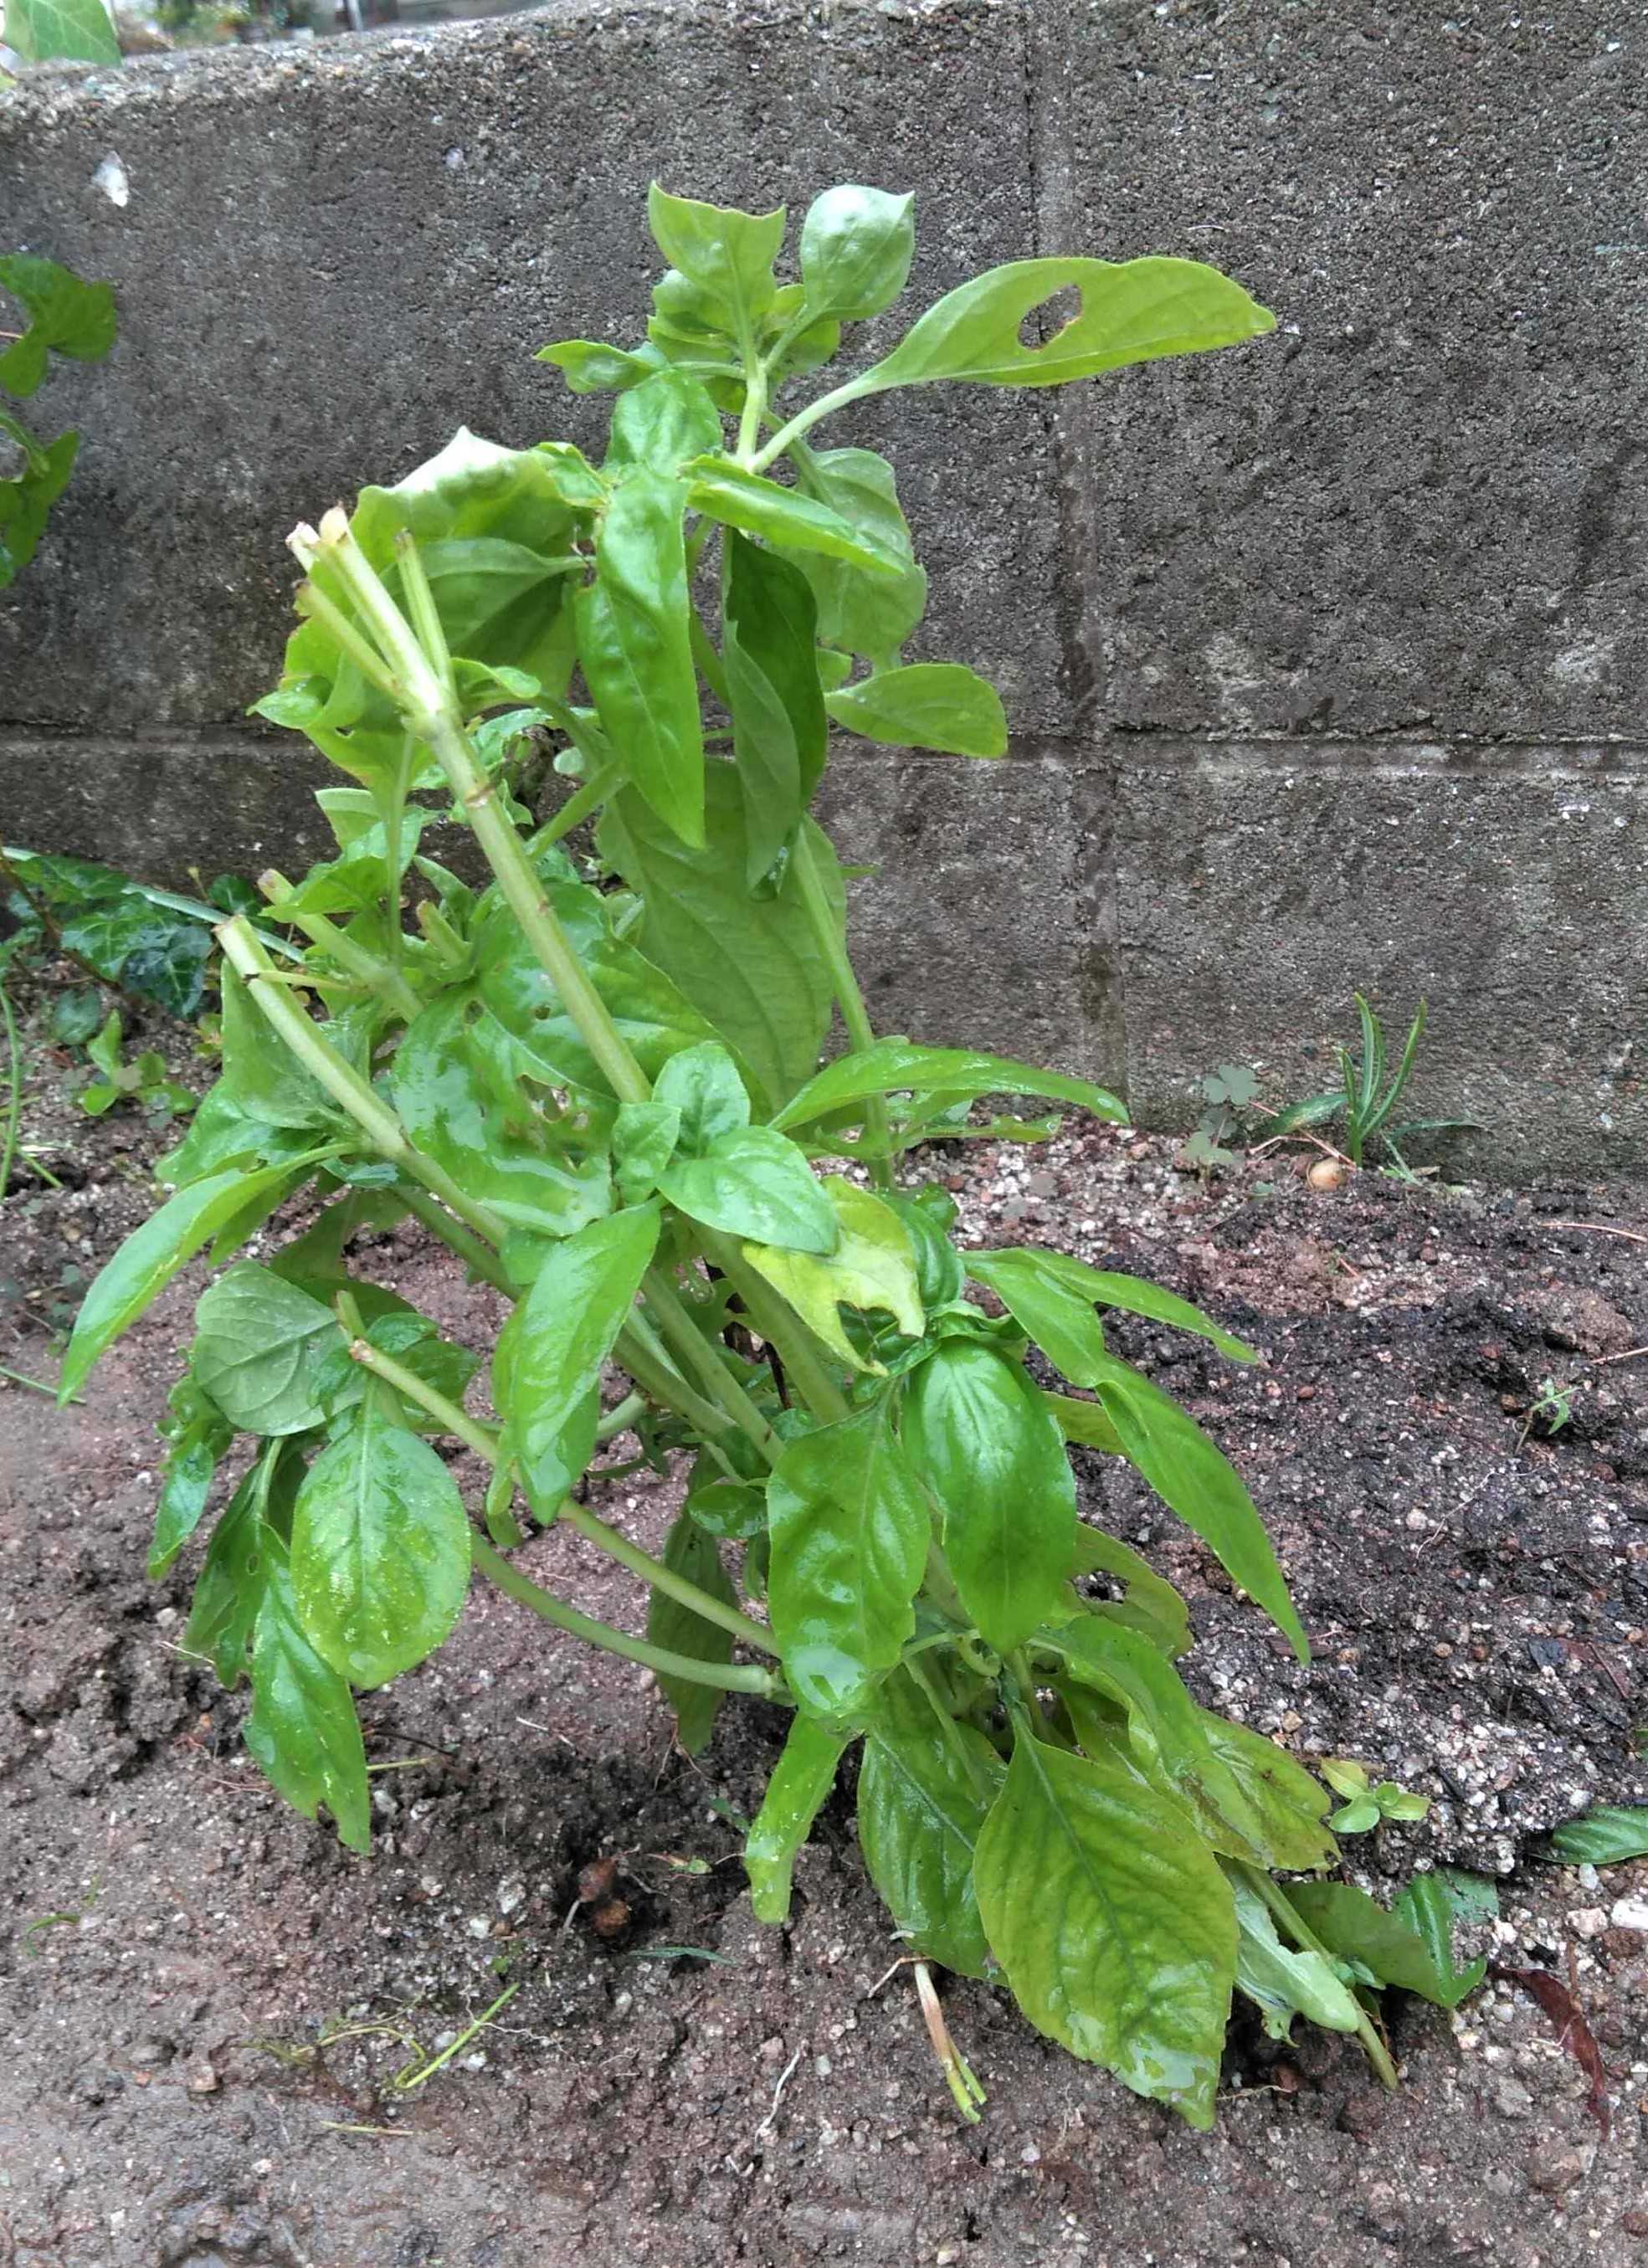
<box><xmin>767</xmin><ymin>1401</ymin><xmax>930</xmax><ymax>1717</ymax></box>
<box><xmin>0</xmin><ymin>254</ymin><xmax>116</xmax><ymax>393</ymax></box>
<box><xmin>973</xmin><ymin>1728</ymin><xmax>1237</xmax><ymax>2127</ymax></box>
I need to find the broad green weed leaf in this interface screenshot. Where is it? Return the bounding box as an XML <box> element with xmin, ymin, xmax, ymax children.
<box><xmin>598</xmin><ymin>770</ymin><xmax>840</xmax><ymax>1115</ymax></box>
<box><xmin>741</xmin><ymin>1178</ymin><xmax>922</xmax><ymax>1372</ymax></box>
<box><xmin>1390</xmin><ymin>1870</ymin><xmax>1495</xmax><ymax>2008</ymax></box>
<box><xmin>773</xmin><ymin>1037</ymin><xmax>1124</xmax><ymax>1136</ymax></box>
<box><xmin>193</xmin><ymin>1264</ymin><xmax>343</xmax><ymax>1437</ymax></box>
<box><xmin>858</xmin><ymin>1664</ymin><xmax>1003</xmax><ymax>1978</ymax></box>
<box><xmin>575</xmin><ymin>467</ymin><xmax>704</xmax><ymax>846</ymax></box>
<box><xmin>1546</xmin><ymin>1804</ymin><xmax>1648</xmax><ymax>1867</ymax></box>
<box><xmin>799</xmin><ymin>186</ymin><xmax>915</xmax><ymax>322</ymax></box>
<box><xmin>973</xmin><ymin>1729</ymin><xmax>1236</xmax><ymax>2127</ymax></box>
<box><xmin>745</xmin><ymin>1712</ymin><xmax>850</xmax><ymax>1923</ymax></box>
<box><xmin>646</xmin><ymin>1511</ymin><xmax>737</xmax><ymax>1754</ymax></box>
<box><xmin>902</xmin><ymin>1340</ymin><xmax>1075</xmax><ymax>1652</ymax></box>
<box><xmin>825</xmin><ymin>663</ymin><xmax>1007</xmax><ymax>759</ymax></box>
<box><xmin>59</xmin><ymin>1158</ymin><xmax>320</xmax><ymax>1401</ymax></box>
<box><xmin>290</xmin><ymin>1398</ymin><xmax>471</xmax><ymax>1689</ymax></box>
<box><xmin>1088</xmin><ymin>1353</ymin><xmax>1308</xmax><ymax>1665</ymax></box>
<box><xmin>767</xmin><ymin>1402</ymin><xmax>930</xmax><ymax>1717</ymax></box>
<box><xmin>861</xmin><ymin>254</ymin><xmax>1273</xmax><ymax>393</ymax></box>
<box><xmin>247</xmin><ymin>1537</ymin><xmax>371</xmax><ymax>1855</ymax></box>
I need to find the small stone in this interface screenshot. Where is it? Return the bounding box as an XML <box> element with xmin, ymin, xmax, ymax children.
<box><xmin>1527</xmin><ymin>1636</ymin><xmax>1567</xmax><ymax>1670</ymax></box>
<box><xmin>1621</xmin><ymin>2209</ymin><xmax>1648</xmax><ymax>2238</ymax></box>
<box><xmin>185</xmin><ymin>2060</ymin><xmax>219</xmax><ymax>2096</ymax></box>
<box><xmin>1493</xmin><ymin>2077</ymin><xmax>1532</xmax><ymax>2117</ymax></box>
<box><xmin>578</xmin><ymin>1856</ymin><xmax>619</xmax><ymax>1906</ymax></box>
<box><xmin>1528</xmin><ymin>2145</ymin><xmax>1587</xmax><ymax>2196</ymax></box>
<box><xmin>1609</xmin><ymin>1896</ymin><xmax>1648</xmax><ymax>1933</ymax></box>
<box><xmin>1404</xmin><ymin>1511</ymin><xmax>1429</xmax><ymax>1532</ymax></box>
<box><xmin>1568</xmin><ymin>1907</ymin><xmax>1609</xmax><ymax>1940</ymax></box>
<box><xmin>497</xmin><ymin>1877</ymin><xmax>526</xmax><ymax>1917</ymax></box>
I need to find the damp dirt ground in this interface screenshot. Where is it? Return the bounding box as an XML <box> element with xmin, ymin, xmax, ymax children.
<box><xmin>2</xmin><ymin>1007</ymin><xmax>1646</xmax><ymax>2268</ymax></box>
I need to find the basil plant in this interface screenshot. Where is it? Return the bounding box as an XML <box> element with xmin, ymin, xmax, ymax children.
<box><xmin>62</xmin><ymin>187</ymin><xmax>1467</xmax><ymax>2126</ymax></box>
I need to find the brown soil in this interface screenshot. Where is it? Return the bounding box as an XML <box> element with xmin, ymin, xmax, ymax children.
<box><xmin>2</xmin><ymin>1007</ymin><xmax>1645</xmax><ymax>2267</ymax></box>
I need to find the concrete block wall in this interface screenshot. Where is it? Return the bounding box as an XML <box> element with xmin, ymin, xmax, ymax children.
<box><xmin>3</xmin><ymin>0</ymin><xmax>1644</xmax><ymax>1177</ymax></box>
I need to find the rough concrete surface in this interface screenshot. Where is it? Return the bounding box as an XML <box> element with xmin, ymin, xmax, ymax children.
<box><xmin>3</xmin><ymin>0</ymin><xmax>1646</xmax><ymax>1178</ymax></box>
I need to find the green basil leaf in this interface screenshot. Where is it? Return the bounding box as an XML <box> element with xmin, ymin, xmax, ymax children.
<box><xmin>1283</xmin><ymin>1881</ymin><xmax>1474</xmax><ymax>2008</ymax></box>
<box><xmin>971</xmin><ymin>1247</ymin><xmax>1257</xmax><ymax>1367</ymax></box>
<box><xmin>901</xmin><ymin>1340</ymin><xmax>1075</xmax><ymax>1653</ymax></box>
<box><xmin>858</xmin><ymin>1665</ymin><xmax>1004</xmax><ymax>1978</ymax></box>
<box><xmin>745</xmin><ymin>1713</ymin><xmax>850</xmax><ymax>1924</ymax></box>
<box><xmin>536</xmin><ymin>338</ymin><xmax>666</xmax><ymax>393</ymax></box>
<box><xmin>613</xmin><ymin>1100</ymin><xmax>682</xmax><ymax>1205</ymax></box>
<box><xmin>218</xmin><ymin>966</ymin><xmax>341</xmax><ymax>1131</ymax></box>
<box><xmin>290</xmin><ymin>1398</ymin><xmax>472</xmax><ymax>1689</ymax></box>
<box><xmin>1195</xmin><ymin>1712</ymin><xmax>1336</xmax><ymax>1874</ymax></box>
<box><xmin>880</xmin><ymin>1190</ymin><xmax>964</xmax><ymax>1309</ymax></box>
<box><xmin>598</xmin><ymin>769</ymin><xmax>840</xmax><ymax>1115</ymax></box>
<box><xmin>157</xmin><ymin>1085</ymin><xmax>335</xmax><ymax>1188</ymax></box>
<box><xmin>685</xmin><ymin>459</ymin><xmax>904</xmax><ymax>575</ymax></box>
<box><xmin>741</xmin><ymin>1177</ymin><xmax>922</xmax><ymax>1373</ymax></box>
<box><xmin>860</xmin><ymin>254</ymin><xmax>1273</xmax><ymax>393</ymax></box>
<box><xmin>684</xmin><ymin>1462</ymin><xmax>767</xmax><ymax>1541</ymax></box>
<box><xmin>973</xmin><ymin>1728</ymin><xmax>1236</xmax><ymax>2127</ymax></box>
<box><xmin>193</xmin><ymin>1263</ymin><xmax>343</xmax><ymax>1437</ymax></box>
<box><xmin>1047</xmin><ymin>1391</ymin><xmax>1127</xmax><ymax>1455</ymax></box>
<box><xmin>773</xmin><ymin>1036</ymin><xmax>1124</xmax><ymax>1136</ymax></box>
<box><xmin>575</xmin><ymin>465</ymin><xmax>704</xmax><ymax>846</ymax></box>
<box><xmin>825</xmin><ymin>662</ymin><xmax>1007</xmax><ymax>759</ymax></box>
<box><xmin>1228</xmin><ymin>1873</ymin><xmax>1363</xmax><ymax>2039</ymax></box>
<box><xmin>494</xmin><ymin>1204</ymin><xmax>661</xmax><ymax>1515</ymax></box>
<box><xmin>393</xmin><ymin>992</ymin><xmax>612</xmax><ymax>1238</ymax></box>
<box><xmin>246</xmin><ymin>1537</ymin><xmax>371</xmax><ymax>1855</ymax></box>
<box><xmin>646</xmin><ymin>184</ymin><xmax>786</xmax><ymax>331</ymax></box>
<box><xmin>787</xmin><ymin>443</ymin><xmax>927</xmax><ymax>666</ymax></box>
<box><xmin>59</xmin><ymin>1158</ymin><xmax>321</xmax><ymax>1402</ymax></box>
<box><xmin>722</xmin><ymin>530</ymin><xmax>827</xmax><ymax>884</ymax></box>
<box><xmin>182</xmin><ymin>1463</ymin><xmax>272</xmax><ymax>1687</ymax></box>
<box><xmin>798</xmin><ymin>186</ymin><xmax>916</xmax><ymax>321</ymax></box>
<box><xmin>653</xmin><ymin>1039</ymin><xmax>751</xmax><ymax>1152</ymax></box>
<box><xmin>1545</xmin><ymin>1804</ymin><xmax>1648</xmax><ymax>1867</ymax></box>
<box><xmin>660</xmin><ymin>1126</ymin><xmax>837</xmax><ymax>1254</ymax></box>
<box><xmin>646</xmin><ymin>1510</ymin><xmax>738</xmax><ymax>1755</ymax></box>
<box><xmin>473</xmin><ymin>877</ymin><xmax>724</xmax><ymax>1103</ymax></box>
<box><xmin>1086</xmin><ymin>1353</ymin><xmax>1308</xmax><ymax>1665</ymax></box>
<box><xmin>767</xmin><ymin>1403</ymin><xmax>930</xmax><ymax>1717</ymax></box>
<box><xmin>1065</xmin><ymin>1521</ymin><xmax>1191</xmax><ymax>1658</ymax></box>
<box><xmin>148</xmin><ymin>1376</ymin><xmax>235</xmax><ymax>1581</ymax></box>
<box><xmin>604</xmin><ymin>365</ymin><xmax>724</xmax><ymax>474</ymax></box>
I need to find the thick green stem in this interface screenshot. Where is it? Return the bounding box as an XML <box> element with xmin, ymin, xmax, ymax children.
<box><xmin>396</xmin><ymin>1186</ymin><xmax>515</xmax><ymax>1294</ymax></box>
<box><xmin>642</xmin><ymin>1267</ymin><xmax>782</xmax><ymax>1465</ymax></box>
<box><xmin>789</xmin><ymin>828</ymin><xmax>893</xmax><ymax>1191</ymax></box>
<box><xmin>473</xmin><ymin>1534</ymin><xmax>783</xmax><ymax>1697</ymax></box>
<box><xmin>347</xmin><ymin>1333</ymin><xmax>777</xmax><ymax>1656</ymax></box>
<box><xmin>1236</xmin><ymin>1864</ymin><xmax>1401</xmax><ymax>2091</ymax></box>
<box><xmin>259</xmin><ymin>871</ymin><xmax>422</xmax><ymax>1023</ymax></box>
<box><xmin>217</xmin><ymin>917</ymin><xmax>506</xmax><ymax>1249</ymax></box>
<box><xmin>752</xmin><ymin>372</ymin><xmax>878</xmax><ymax>475</ymax></box>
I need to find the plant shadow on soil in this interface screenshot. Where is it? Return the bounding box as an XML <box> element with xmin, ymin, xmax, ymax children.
<box><xmin>1</xmin><ymin>1047</ymin><xmax>1645</xmax><ymax>2267</ymax></box>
